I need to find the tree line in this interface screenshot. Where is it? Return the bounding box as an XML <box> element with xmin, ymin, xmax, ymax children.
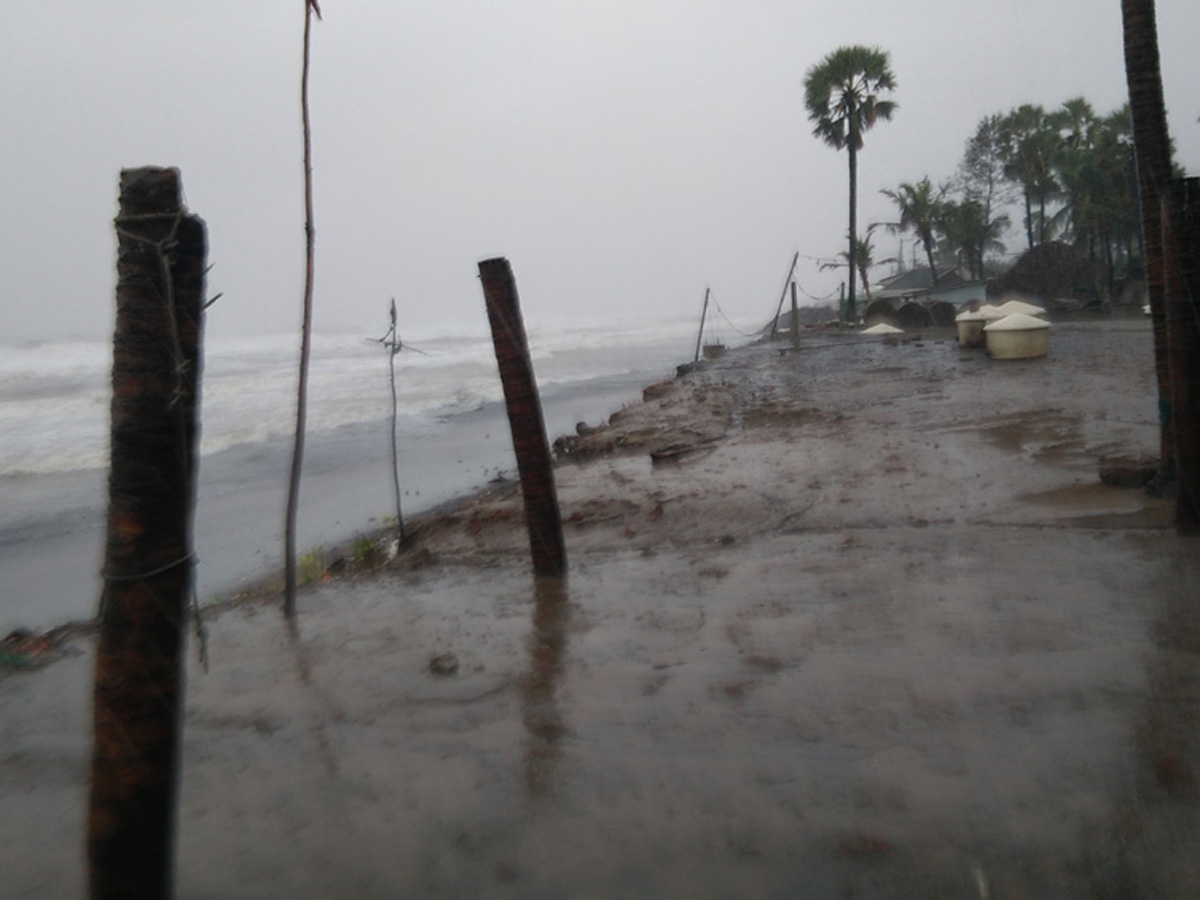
<box><xmin>885</xmin><ymin>99</ymin><xmax>1148</xmax><ymax>293</ymax></box>
<box><xmin>802</xmin><ymin>44</ymin><xmax>1162</xmax><ymax>306</ymax></box>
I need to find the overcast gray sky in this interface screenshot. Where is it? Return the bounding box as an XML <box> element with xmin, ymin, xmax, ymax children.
<box><xmin>2</xmin><ymin>1</ymin><xmax>1199</xmax><ymax>342</ymax></box>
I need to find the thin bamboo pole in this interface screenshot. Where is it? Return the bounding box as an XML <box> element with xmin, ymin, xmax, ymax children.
<box><xmin>284</xmin><ymin>0</ymin><xmax>319</xmax><ymax>618</ymax></box>
<box><xmin>386</xmin><ymin>299</ymin><xmax>404</xmax><ymax>542</ymax></box>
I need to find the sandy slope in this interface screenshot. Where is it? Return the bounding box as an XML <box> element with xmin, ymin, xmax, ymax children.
<box><xmin>4</xmin><ymin>319</ymin><xmax>1199</xmax><ymax>897</ymax></box>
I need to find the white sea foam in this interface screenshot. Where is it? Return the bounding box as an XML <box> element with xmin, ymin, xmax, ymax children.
<box><xmin>0</xmin><ymin>317</ymin><xmax>729</xmax><ymax>477</ymax></box>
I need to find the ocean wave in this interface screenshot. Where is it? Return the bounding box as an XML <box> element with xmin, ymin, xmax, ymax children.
<box><xmin>0</xmin><ymin>320</ymin><xmax>719</xmax><ymax>477</ymax></box>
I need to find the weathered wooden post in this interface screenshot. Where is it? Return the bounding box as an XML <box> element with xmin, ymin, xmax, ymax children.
<box><xmin>1162</xmin><ymin>177</ymin><xmax>1200</xmax><ymax>531</ymax></box>
<box><xmin>88</xmin><ymin>167</ymin><xmax>205</xmax><ymax>899</ymax></box>
<box><xmin>478</xmin><ymin>257</ymin><xmax>566</xmax><ymax>576</ymax></box>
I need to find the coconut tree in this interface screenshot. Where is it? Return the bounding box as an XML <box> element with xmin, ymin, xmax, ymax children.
<box><xmin>1050</xmin><ymin>102</ymin><xmax>1137</xmax><ymax>282</ymax></box>
<box><xmin>881</xmin><ymin>177</ymin><xmax>945</xmax><ymax>283</ymax></box>
<box><xmin>938</xmin><ymin>197</ymin><xmax>1009</xmax><ymax>280</ymax></box>
<box><xmin>821</xmin><ymin>224</ymin><xmax>892</xmax><ymax>303</ymax></box>
<box><xmin>804</xmin><ymin>45</ymin><xmax>897</xmax><ymax>322</ymax></box>
<box><xmin>997</xmin><ymin>104</ymin><xmax>1061</xmax><ymax>248</ymax></box>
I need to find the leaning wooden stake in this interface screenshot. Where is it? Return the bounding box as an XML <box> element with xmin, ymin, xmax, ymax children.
<box><xmin>89</xmin><ymin>167</ymin><xmax>206</xmax><ymax>899</ymax></box>
<box><xmin>769</xmin><ymin>251</ymin><xmax>800</xmax><ymax>339</ymax></box>
<box><xmin>790</xmin><ymin>280</ymin><xmax>801</xmax><ymax>350</ymax></box>
<box><xmin>693</xmin><ymin>287</ymin><xmax>710</xmax><ymax>363</ymax></box>
<box><xmin>1161</xmin><ymin>177</ymin><xmax>1200</xmax><ymax>530</ymax></box>
<box><xmin>478</xmin><ymin>258</ymin><xmax>566</xmax><ymax>576</ymax></box>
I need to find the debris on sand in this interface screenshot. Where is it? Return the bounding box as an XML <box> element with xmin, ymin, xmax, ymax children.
<box><xmin>428</xmin><ymin>652</ymin><xmax>459</xmax><ymax>677</ymax></box>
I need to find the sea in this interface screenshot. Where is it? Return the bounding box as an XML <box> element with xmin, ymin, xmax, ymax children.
<box><xmin>0</xmin><ymin>318</ymin><xmax>752</xmax><ymax>632</ymax></box>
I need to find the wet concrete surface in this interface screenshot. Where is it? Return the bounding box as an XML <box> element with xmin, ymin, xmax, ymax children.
<box><xmin>4</xmin><ymin>320</ymin><xmax>1200</xmax><ymax>897</ymax></box>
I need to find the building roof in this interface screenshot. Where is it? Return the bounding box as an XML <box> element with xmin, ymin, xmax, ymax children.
<box><xmin>875</xmin><ymin>266</ymin><xmax>971</xmax><ymax>300</ymax></box>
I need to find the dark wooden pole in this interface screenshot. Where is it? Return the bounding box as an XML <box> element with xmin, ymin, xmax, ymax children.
<box><xmin>89</xmin><ymin>167</ymin><xmax>205</xmax><ymax>899</ymax></box>
<box><xmin>1122</xmin><ymin>0</ymin><xmax>1176</xmax><ymax>475</ymax></box>
<box><xmin>478</xmin><ymin>258</ymin><xmax>566</xmax><ymax>576</ymax></box>
<box><xmin>1162</xmin><ymin>178</ymin><xmax>1200</xmax><ymax>531</ymax></box>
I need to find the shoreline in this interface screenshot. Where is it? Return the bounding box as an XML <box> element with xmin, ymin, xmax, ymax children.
<box><xmin>0</xmin><ymin>356</ymin><xmax>676</xmax><ymax>634</ymax></box>
<box><xmin>0</xmin><ymin>316</ymin><xmax>1163</xmax><ymax>643</ymax></box>
<box><xmin>2</xmin><ymin>336</ymin><xmax>697</xmax><ymax>646</ymax></box>
<box><xmin>7</xmin><ymin>318</ymin><xmax>1200</xmax><ymax>896</ymax></box>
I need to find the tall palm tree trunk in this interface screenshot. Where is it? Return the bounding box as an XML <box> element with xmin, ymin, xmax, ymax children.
<box><xmin>1161</xmin><ymin>178</ymin><xmax>1200</xmax><ymax>529</ymax></box>
<box><xmin>1023</xmin><ymin>192</ymin><xmax>1034</xmax><ymax>248</ymax></box>
<box><xmin>923</xmin><ymin>240</ymin><xmax>938</xmax><ymax>284</ymax></box>
<box><xmin>1122</xmin><ymin>0</ymin><xmax>1175</xmax><ymax>473</ymax></box>
<box><xmin>847</xmin><ymin>140</ymin><xmax>858</xmax><ymax>322</ymax></box>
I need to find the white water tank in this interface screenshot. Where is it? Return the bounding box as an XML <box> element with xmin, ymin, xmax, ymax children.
<box><xmin>984</xmin><ymin>312</ymin><xmax>1051</xmax><ymax>360</ymax></box>
<box><xmin>954</xmin><ymin>308</ymin><xmax>988</xmax><ymax>348</ymax></box>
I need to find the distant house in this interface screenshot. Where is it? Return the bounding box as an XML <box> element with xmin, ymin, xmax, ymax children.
<box><xmin>874</xmin><ymin>266</ymin><xmax>986</xmax><ymax>308</ymax></box>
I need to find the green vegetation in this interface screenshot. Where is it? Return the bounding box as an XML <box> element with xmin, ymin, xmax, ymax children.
<box><xmin>352</xmin><ymin>534</ymin><xmax>379</xmax><ymax>566</ymax></box>
<box><xmin>878</xmin><ymin>97</ymin><xmax>1155</xmax><ymax>293</ymax></box>
<box><xmin>820</xmin><ymin>223</ymin><xmax>890</xmax><ymax>303</ymax></box>
<box><xmin>881</xmin><ymin>177</ymin><xmax>945</xmax><ymax>281</ymax></box>
<box><xmin>297</xmin><ymin>547</ymin><xmax>326</xmax><ymax>586</ymax></box>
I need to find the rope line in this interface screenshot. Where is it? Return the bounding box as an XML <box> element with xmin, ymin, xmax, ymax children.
<box><xmin>795</xmin><ymin>279</ymin><xmax>841</xmax><ymax>303</ymax></box>
<box><xmin>709</xmin><ymin>294</ymin><xmax>759</xmax><ymax>338</ymax></box>
<box><xmin>102</xmin><ymin>553</ymin><xmax>196</xmax><ymax>583</ymax></box>
<box><xmin>114</xmin><ymin>211</ymin><xmax>188</xmax><ymax>409</ymax></box>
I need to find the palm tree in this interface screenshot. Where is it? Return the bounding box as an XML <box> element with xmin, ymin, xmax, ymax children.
<box><xmin>804</xmin><ymin>45</ymin><xmax>897</xmax><ymax>322</ymax></box>
<box><xmin>938</xmin><ymin>197</ymin><xmax>1008</xmax><ymax>280</ymax></box>
<box><xmin>881</xmin><ymin>177</ymin><xmax>944</xmax><ymax>282</ymax></box>
<box><xmin>1049</xmin><ymin>101</ymin><xmax>1136</xmax><ymax>282</ymax></box>
<box><xmin>821</xmin><ymin>224</ymin><xmax>891</xmax><ymax>303</ymax></box>
<box><xmin>997</xmin><ymin>104</ymin><xmax>1060</xmax><ymax>247</ymax></box>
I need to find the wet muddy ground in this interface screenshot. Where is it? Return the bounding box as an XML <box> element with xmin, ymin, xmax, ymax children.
<box><xmin>4</xmin><ymin>320</ymin><xmax>1200</xmax><ymax>897</ymax></box>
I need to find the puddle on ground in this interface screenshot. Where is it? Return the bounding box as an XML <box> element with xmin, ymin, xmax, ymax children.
<box><xmin>1018</xmin><ymin>481</ymin><xmax>1172</xmax><ymax>527</ymax></box>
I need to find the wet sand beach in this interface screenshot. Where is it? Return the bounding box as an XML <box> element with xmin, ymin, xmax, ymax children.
<box><xmin>4</xmin><ymin>319</ymin><xmax>1200</xmax><ymax>897</ymax></box>
<box><xmin>0</xmin><ymin>365</ymin><xmax>659</xmax><ymax>632</ymax></box>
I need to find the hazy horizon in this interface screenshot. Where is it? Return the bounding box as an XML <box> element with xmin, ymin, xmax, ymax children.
<box><xmin>3</xmin><ymin>1</ymin><xmax>1198</xmax><ymax>344</ymax></box>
